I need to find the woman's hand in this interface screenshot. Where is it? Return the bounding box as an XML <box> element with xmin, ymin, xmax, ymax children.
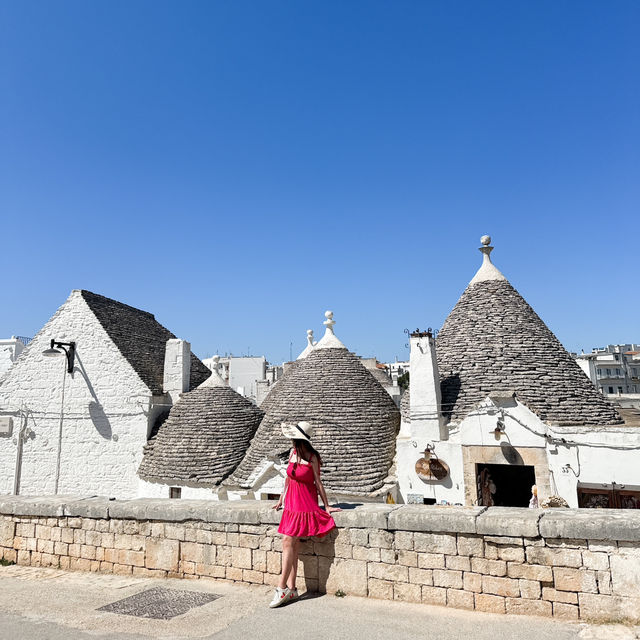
<box><xmin>325</xmin><ymin>505</ymin><xmax>342</xmax><ymax>514</ymax></box>
<box><xmin>272</xmin><ymin>501</ymin><xmax>283</xmax><ymax>511</ymax></box>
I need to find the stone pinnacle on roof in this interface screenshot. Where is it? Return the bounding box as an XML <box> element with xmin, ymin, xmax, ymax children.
<box><xmin>469</xmin><ymin>235</ymin><xmax>507</xmax><ymax>285</ymax></box>
<box><xmin>315</xmin><ymin>310</ymin><xmax>347</xmax><ymax>350</ymax></box>
<box><xmin>402</xmin><ymin>235</ymin><xmax>623</xmax><ymax>427</ymax></box>
<box><xmin>297</xmin><ymin>330</ymin><xmax>317</xmax><ymax>360</ymax></box>
<box><xmin>200</xmin><ymin>355</ymin><xmax>226</xmax><ymax>388</ymax></box>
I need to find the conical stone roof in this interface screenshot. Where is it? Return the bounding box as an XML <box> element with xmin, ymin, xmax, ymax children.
<box><xmin>138</xmin><ymin>381</ymin><xmax>264</xmax><ymax>487</ymax></box>
<box><xmin>402</xmin><ymin>237</ymin><xmax>622</xmax><ymax>427</ymax></box>
<box><xmin>259</xmin><ymin>330</ymin><xmax>317</xmax><ymax>413</ymax></box>
<box><xmin>228</xmin><ymin>314</ymin><xmax>400</xmax><ymax>495</ymax></box>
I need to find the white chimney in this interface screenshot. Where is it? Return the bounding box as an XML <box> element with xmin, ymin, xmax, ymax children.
<box><xmin>163</xmin><ymin>339</ymin><xmax>191</xmax><ymax>403</ymax></box>
<box><xmin>409</xmin><ymin>330</ymin><xmax>446</xmax><ymax>441</ymax></box>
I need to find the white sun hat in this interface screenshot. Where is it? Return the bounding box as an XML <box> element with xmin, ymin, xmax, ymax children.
<box><xmin>280</xmin><ymin>421</ymin><xmax>314</xmax><ymax>443</ymax></box>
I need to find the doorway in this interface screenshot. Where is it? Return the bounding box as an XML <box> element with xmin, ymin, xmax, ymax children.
<box><xmin>476</xmin><ymin>463</ymin><xmax>536</xmax><ymax>507</ymax></box>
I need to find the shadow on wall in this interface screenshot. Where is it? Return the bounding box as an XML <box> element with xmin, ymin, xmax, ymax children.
<box><xmin>74</xmin><ymin>352</ymin><xmax>113</xmax><ymax>440</ymax></box>
<box><xmin>88</xmin><ymin>401</ymin><xmax>112</xmax><ymax>439</ymax></box>
<box><xmin>299</xmin><ymin>529</ymin><xmax>337</xmax><ymax>595</ymax></box>
<box><xmin>440</xmin><ymin>373</ymin><xmax>461</xmax><ymax>420</ymax></box>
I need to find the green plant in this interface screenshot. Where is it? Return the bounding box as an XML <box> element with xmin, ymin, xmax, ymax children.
<box><xmin>398</xmin><ymin>372</ymin><xmax>410</xmax><ymax>391</ymax></box>
<box><xmin>0</xmin><ymin>558</ymin><xmax>15</xmax><ymax>567</ymax></box>
<box><xmin>334</xmin><ymin>589</ymin><xmax>346</xmax><ymax>598</ymax></box>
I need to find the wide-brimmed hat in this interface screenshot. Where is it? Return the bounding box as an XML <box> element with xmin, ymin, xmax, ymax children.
<box><xmin>281</xmin><ymin>421</ymin><xmax>313</xmax><ymax>443</ymax></box>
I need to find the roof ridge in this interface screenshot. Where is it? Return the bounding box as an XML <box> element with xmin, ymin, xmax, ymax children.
<box><xmin>79</xmin><ymin>290</ymin><xmax>156</xmax><ymax>319</ymax></box>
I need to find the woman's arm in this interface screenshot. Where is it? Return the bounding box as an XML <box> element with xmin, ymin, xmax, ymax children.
<box><xmin>311</xmin><ymin>456</ymin><xmax>341</xmax><ymax>514</ymax></box>
<box><xmin>273</xmin><ymin>475</ymin><xmax>289</xmax><ymax>510</ymax></box>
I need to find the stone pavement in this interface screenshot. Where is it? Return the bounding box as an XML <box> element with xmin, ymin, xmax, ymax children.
<box><xmin>0</xmin><ymin>566</ymin><xmax>638</xmax><ymax>640</ymax></box>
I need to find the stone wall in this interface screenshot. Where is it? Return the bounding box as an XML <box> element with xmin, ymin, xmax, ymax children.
<box><xmin>0</xmin><ymin>496</ymin><xmax>639</xmax><ymax>623</ymax></box>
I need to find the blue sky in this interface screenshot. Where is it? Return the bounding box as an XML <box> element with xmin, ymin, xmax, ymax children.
<box><xmin>1</xmin><ymin>1</ymin><xmax>638</xmax><ymax>364</ymax></box>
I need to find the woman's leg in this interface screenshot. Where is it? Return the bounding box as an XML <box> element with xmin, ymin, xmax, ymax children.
<box><xmin>279</xmin><ymin>535</ymin><xmax>297</xmax><ymax>589</ymax></box>
<box><xmin>286</xmin><ymin>537</ymin><xmax>301</xmax><ymax>590</ymax></box>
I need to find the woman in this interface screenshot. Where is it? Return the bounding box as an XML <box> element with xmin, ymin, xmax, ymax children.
<box><xmin>270</xmin><ymin>421</ymin><xmax>341</xmax><ymax>608</ymax></box>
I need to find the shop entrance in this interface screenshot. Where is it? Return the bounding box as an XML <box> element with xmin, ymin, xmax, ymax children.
<box><xmin>476</xmin><ymin>463</ymin><xmax>535</xmax><ymax>507</ymax></box>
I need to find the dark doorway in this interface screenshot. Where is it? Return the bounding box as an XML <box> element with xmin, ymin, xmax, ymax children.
<box><xmin>476</xmin><ymin>463</ymin><xmax>535</xmax><ymax>507</ymax></box>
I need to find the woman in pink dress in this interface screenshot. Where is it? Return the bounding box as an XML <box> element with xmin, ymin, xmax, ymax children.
<box><xmin>270</xmin><ymin>421</ymin><xmax>341</xmax><ymax>608</ymax></box>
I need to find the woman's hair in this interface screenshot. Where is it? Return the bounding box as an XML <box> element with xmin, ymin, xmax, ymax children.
<box><xmin>291</xmin><ymin>438</ymin><xmax>323</xmax><ymax>467</ymax></box>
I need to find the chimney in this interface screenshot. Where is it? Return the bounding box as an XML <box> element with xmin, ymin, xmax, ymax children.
<box><xmin>163</xmin><ymin>339</ymin><xmax>191</xmax><ymax>403</ymax></box>
<box><xmin>408</xmin><ymin>329</ymin><xmax>446</xmax><ymax>441</ymax></box>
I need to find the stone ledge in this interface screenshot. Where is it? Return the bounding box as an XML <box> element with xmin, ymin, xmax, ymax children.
<box><xmin>388</xmin><ymin>506</ymin><xmax>486</xmax><ymax>533</ymax></box>
<box><xmin>476</xmin><ymin>508</ymin><xmax>542</xmax><ymax>537</ymax></box>
<box><xmin>333</xmin><ymin>504</ymin><xmax>398</xmax><ymax>529</ymax></box>
<box><xmin>539</xmin><ymin>509</ymin><xmax>640</xmax><ymax>542</ymax></box>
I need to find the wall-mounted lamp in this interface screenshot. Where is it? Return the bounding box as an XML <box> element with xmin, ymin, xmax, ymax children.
<box><xmin>43</xmin><ymin>340</ymin><xmax>76</xmax><ymax>373</ymax></box>
<box><xmin>492</xmin><ymin>416</ymin><xmax>505</xmax><ymax>437</ymax></box>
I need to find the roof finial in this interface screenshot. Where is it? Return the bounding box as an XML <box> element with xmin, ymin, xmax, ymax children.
<box><xmin>297</xmin><ymin>329</ymin><xmax>317</xmax><ymax>359</ymax></box>
<box><xmin>469</xmin><ymin>234</ymin><xmax>507</xmax><ymax>285</ymax></box>
<box><xmin>323</xmin><ymin>310</ymin><xmax>336</xmax><ymax>334</ymax></box>
<box><xmin>315</xmin><ymin>309</ymin><xmax>347</xmax><ymax>350</ymax></box>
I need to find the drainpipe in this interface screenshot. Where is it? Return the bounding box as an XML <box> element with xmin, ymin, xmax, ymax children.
<box><xmin>13</xmin><ymin>412</ymin><xmax>24</xmax><ymax>495</ymax></box>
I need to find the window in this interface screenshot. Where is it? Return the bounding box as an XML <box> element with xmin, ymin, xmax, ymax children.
<box><xmin>606</xmin><ymin>369</ymin><xmax>612</xmax><ymax>376</ymax></box>
<box><xmin>617</xmin><ymin>387</ymin><xmax>623</xmax><ymax>394</ymax></box>
<box><xmin>616</xmin><ymin>369</ymin><xmax>622</xmax><ymax>376</ymax></box>
<box><xmin>169</xmin><ymin>487</ymin><xmax>182</xmax><ymax>499</ymax></box>
<box><xmin>608</xmin><ymin>386</ymin><xmax>614</xmax><ymax>393</ymax></box>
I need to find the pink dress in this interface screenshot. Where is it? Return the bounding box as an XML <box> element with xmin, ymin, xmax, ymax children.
<box><xmin>278</xmin><ymin>453</ymin><xmax>336</xmax><ymax>538</ymax></box>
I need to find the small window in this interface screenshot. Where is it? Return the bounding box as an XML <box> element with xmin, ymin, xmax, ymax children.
<box><xmin>265</xmin><ymin>493</ymin><xmax>281</xmax><ymax>501</ymax></box>
<box><xmin>169</xmin><ymin>487</ymin><xmax>182</xmax><ymax>499</ymax></box>
<box><xmin>423</xmin><ymin>498</ymin><xmax>436</xmax><ymax>505</ymax></box>
<box><xmin>606</xmin><ymin>369</ymin><xmax>612</xmax><ymax>376</ymax></box>
<box><xmin>618</xmin><ymin>387</ymin><xmax>623</xmax><ymax>394</ymax></box>
<box><xmin>608</xmin><ymin>387</ymin><xmax>614</xmax><ymax>393</ymax></box>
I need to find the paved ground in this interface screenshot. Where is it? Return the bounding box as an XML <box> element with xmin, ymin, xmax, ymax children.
<box><xmin>0</xmin><ymin>566</ymin><xmax>639</xmax><ymax>640</ymax></box>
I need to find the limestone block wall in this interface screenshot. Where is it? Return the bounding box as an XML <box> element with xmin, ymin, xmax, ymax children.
<box><xmin>0</xmin><ymin>496</ymin><xmax>639</xmax><ymax>623</ymax></box>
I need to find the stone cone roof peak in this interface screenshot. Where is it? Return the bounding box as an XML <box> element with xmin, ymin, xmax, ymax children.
<box><xmin>199</xmin><ymin>355</ymin><xmax>226</xmax><ymax>388</ymax></box>
<box><xmin>469</xmin><ymin>235</ymin><xmax>507</xmax><ymax>285</ymax></box>
<box><xmin>401</xmin><ymin>236</ymin><xmax>622</xmax><ymax>427</ymax></box>
<box><xmin>315</xmin><ymin>310</ymin><xmax>347</xmax><ymax>350</ymax></box>
<box><xmin>297</xmin><ymin>329</ymin><xmax>317</xmax><ymax>360</ymax></box>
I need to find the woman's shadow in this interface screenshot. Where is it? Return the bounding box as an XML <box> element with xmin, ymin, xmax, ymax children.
<box><xmin>298</xmin><ymin>502</ymin><xmax>360</xmax><ymax>598</ymax></box>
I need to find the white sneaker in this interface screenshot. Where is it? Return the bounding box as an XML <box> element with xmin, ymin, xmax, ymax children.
<box><xmin>269</xmin><ymin>587</ymin><xmax>291</xmax><ymax>608</ymax></box>
<box><xmin>287</xmin><ymin>588</ymin><xmax>299</xmax><ymax>603</ymax></box>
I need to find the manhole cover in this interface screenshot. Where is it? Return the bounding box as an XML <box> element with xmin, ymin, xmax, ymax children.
<box><xmin>98</xmin><ymin>587</ymin><xmax>221</xmax><ymax>619</ymax></box>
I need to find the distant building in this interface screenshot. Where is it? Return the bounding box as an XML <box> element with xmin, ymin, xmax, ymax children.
<box><xmin>0</xmin><ymin>337</ymin><xmax>29</xmax><ymax>378</ymax></box>
<box><xmin>385</xmin><ymin>360</ymin><xmax>409</xmax><ymax>385</ymax></box>
<box><xmin>575</xmin><ymin>345</ymin><xmax>640</xmax><ymax>396</ymax></box>
<box><xmin>202</xmin><ymin>355</ymin><xmax>270</xmax><ymax>404</ymax></box>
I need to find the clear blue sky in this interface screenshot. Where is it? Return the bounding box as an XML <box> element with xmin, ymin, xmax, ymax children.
<box><xmin>1</xmin><ymin>1</ymin><xmax>638</xmax><ymax>364</ymax></box>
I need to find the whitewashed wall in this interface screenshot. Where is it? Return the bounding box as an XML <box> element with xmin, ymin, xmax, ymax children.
<box><xmin>398</xmin><ymin>396</ymin><xmax>640</xmax><ymax>508</ymax></box>
<box><xmin>0</xmin><ymin>291</ymin><xmax>152</xmax><ymax>498</ymax></box>
<box><xmin>137</xmin><ymin>478</ymin><xmax>220</xmax><ymax>500</ymax></box>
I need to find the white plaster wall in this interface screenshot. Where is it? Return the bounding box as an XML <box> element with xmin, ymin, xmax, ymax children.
<box><xmin>0</xmin><ymin>339</ymin><xmax>25</xmax><ymax>379</ymax></box>
<box><xmin>0</xmin><ymin>291</ymin><xmax>152</xmax><ymax>498</ymax></box>
<box><xmin>398</xmin><ymin>396</ymin><xmax>640</xmax><ymax>508</ymax></box>
<box><xmin>547</xmin><ymin>426</ymin><xmax>640</xmax><ymax>507</ymax></box>
<box><xmin>137</xmin><ymin>479</ymin><xmax>219</xmax><ymax>500</ymax></box>
<box><xmin>397</xmin><ymin>399</ymin><xmax>549</xmax><ymax>506</ymax></box>
<box><xmin>228</xmin><ymin>357</ymin><xmax>266</xmax><ymax>401</ymax></box>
